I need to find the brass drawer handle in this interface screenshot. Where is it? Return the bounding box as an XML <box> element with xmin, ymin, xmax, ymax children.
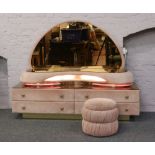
<box><xmin>60</xmin><ymin>107</ymin><xmax>64</xmax><ymax>111</ymax></box>
<box><xmin>22</xmin><ymin>106</ymin><xmax>26</xmax><ymax>110</ymax></box>
<box><xmin>60</xmin><ymin>95</ymin><xmax>64</xmax><ymax>99</ymax></box>
<box><xmin>21</xmin><ymin>94</ymin><xmax>26</xmax><ymax>98</ymax></box>
<box><xmin>85</xmin><ymin>95</ymin><xmax>89</xmax><ymax>99</ymax></box>
<box><xmin>125</xmin><ymin>109</ymin><xmax>129</xmax><ymax>112</ymax></box>
<box><xmin>125</xmin><ymin>96</ymin><xmax>129</xmax><ymax>100</ymax></box>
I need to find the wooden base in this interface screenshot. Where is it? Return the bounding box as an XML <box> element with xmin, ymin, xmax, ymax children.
<box><xmin>118</xmin><ymin>115</ymin><xmax>130</xmax><ymax>121</ymax></box>
<box><xmin>22</xmin><ymin>113</ymin><xmax>82</xmax><ymax>120</ymax></box>
<box><xmin>22</xmin><ymin>113</ymin><xmax>131</xmax><ymax>121</ymax></box>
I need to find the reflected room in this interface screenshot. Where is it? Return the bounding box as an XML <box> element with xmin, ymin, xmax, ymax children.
<box><xmin>31</xmin><ymin>21</ymin><xmax>122</xmax><ymax>73</ymax></box>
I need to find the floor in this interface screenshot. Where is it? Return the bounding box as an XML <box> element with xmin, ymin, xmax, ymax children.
<box><xmin>0</xmin><ymin>110</ymin><xmax>154</xmax><ymax>142</ymax></box>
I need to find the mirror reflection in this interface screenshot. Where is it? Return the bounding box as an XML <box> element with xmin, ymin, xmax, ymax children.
<box><xmin>31</xmin><ymin>21</ymin><xmax>122</xmax><ymax>72</ymax></box>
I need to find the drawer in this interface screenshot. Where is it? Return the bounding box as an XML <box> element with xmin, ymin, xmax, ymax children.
<box><xmin>12</xmin><ymin>88</ymin><xmax>74</xmax><ymax>101</ymax></box>
<box><xmin>75</xmin><ymin>102</ymin><xmax>140</xmax><ymax>116</ymax></box>
<box><xmin>75</xmin><ymin>89</ymin><xmax>139</xmax><ymax>102</ymax></box>
<box><xmin>12</xmin><ymin>101</ymin><xmax>74</xmax><ymax>114</ymax></box>
<box><xmin>75</xmin><ymin>102</ymin><xmax>84</xmax><ymax>114</ymax></box>
<box><xmin>117</xmin><ymin>103</ymin><xmax>140</xmax><ymax>115</ymax></box>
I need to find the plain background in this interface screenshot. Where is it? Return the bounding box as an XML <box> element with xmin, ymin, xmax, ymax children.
<box><xmin>0</xmin><ymin>0</ymin><xmax>154</xmax><ymax>154</ymax></box>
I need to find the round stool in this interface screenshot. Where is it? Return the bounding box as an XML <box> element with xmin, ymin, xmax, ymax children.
<box><xmin>82</xmin><ymin>98</ymin><xmax>119</xmax><ymax>137</ymax></box>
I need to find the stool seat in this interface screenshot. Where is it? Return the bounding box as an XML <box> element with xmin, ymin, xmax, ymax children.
<box><xmin>84</xmin><ymin>98</ymin><xmax>117</xmax><ymax>111</ymax></box>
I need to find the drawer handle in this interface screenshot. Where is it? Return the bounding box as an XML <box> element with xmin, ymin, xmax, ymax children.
<box><xmin>60</xmin><ymin>95</ymin><xmax>64</xmax><ymax>99</ymax></box>
<box><xmin>21</xmin><ymin>94</ymin><xmax>26</xmax><ymax>98</ymax></box>
<box><xmin>85</xmin><ymin>95</ymin><xmax>89</xmax><ymax>99</ymax></box>
<box><xmin>125</xmin><ymin>96</ymin><xmax>129</xmax><ymax>100</ymax></box>
<box><xmin>60</xmin><ymin>107</ymin><xmax>64</xmax><ymax>111</ymax></box>
<box><xmin>125</xmin><ymin>109</ymin><xmax>129</xmax><ymax>112</ymax></box>
<box><xmin>22</xmin><ymin>106</ymin><xmax>26</xmax><ymax>110</ymax></box>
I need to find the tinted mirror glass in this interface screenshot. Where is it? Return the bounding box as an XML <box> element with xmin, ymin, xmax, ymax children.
<box><xmin>31</xmin><ymin>21</ymin><xmax>122</xmax><ymax>72</ymax></box>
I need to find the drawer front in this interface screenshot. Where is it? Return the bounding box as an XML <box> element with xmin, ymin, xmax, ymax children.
<box><xmin>12</xmin><ymin>101</ymin><xmax>74</xmax><ymax>114</ymax></box>
<box><xmin>75</xmin><ymin>89</ymin><xmax>139</xmax><ymax>102</ymax></box>
<box><xmin>12</xmin><ymin>89</ymin><xmax>74</xmax><ymax>101</ymax></box>
<box><xmin>117</xmin><ymin>103</ymin><xmax>140</xmax><ymax>115</ymax></box>
<box><xmin>75</xmin><ymin>102</ymin><xmax>140</xmax><ymax>116</ymax></box>
<box><xmin>75</xmin><ymin>102</ymin><xmax>84</xmax><ymax>114</ymax></box>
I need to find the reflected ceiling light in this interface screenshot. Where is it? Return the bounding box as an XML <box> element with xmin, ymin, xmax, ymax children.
<box><xmin>45</xmin><ymin>75</ymin><xmax>75</xmax><ymax>82</ymax></box>
<box><xmin>44</xmin><ymin>74</ymin><xmax>107</xmax><ymax>83</ymax></box>
<box><xmin>80</xmin><ymin>75</ymin><xmax>107</xmax><ymax>82</ymax></box>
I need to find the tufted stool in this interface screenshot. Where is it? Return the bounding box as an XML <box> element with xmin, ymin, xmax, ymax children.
<box><xmin>82</xmin><ymin>98</ymin><xmax>119</xmax><ymax>137</ymax></box>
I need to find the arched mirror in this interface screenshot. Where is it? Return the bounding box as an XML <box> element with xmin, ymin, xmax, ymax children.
<box><xmin>31</xmin><ymin>21</ymin><xmax>122</xmax><ymax>73</ymax></box>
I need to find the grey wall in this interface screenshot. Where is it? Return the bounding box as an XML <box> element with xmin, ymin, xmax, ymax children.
<box><xmin>0</xmin><ymin>56</ymin><xmax>9</xmax><ymax>108</ymax></box>
<box><xmin>124</xmin><ymin>29</ymin><xmax>155</xmax><ymax>112</ymax></box>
